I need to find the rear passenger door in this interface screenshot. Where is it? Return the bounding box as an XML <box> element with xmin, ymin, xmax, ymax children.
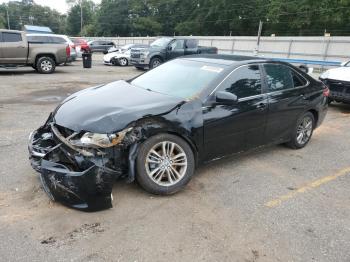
<box><xmin>263</xmin><ymin>63</ymin><xmax>309</xmax><ymax>143</ymax></box>
<box><xmin>203</xmin><ymin>64</ymin><xmax>268</xmax><ymax>160</ymax></box>
<box><xmin>0</xmin><ymin>32</ymin><xmax>27</xmax><ymax>64</ymax></box>
<box><xmin>184</xmin><ymin>39</ymin><xmax>199</xmax><ymax>55</ymax></box>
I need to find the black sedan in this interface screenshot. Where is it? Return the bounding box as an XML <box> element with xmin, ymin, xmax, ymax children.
<box><xmin>28</xmin><ymin>55</ymin><xmax>329</xmax><ymax>211</ymax></box>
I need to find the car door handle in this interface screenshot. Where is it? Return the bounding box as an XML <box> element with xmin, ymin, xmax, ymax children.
<box><xmin>256</xmin><ymin>103</ymin><xmax>267</xmax><ymax>110</ymax></box>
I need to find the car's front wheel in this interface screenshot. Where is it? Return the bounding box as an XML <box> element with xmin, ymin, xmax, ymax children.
<box><xmin>136</xmin><ymin>134</ymin><xmax>195</xmax><ymax>195</ymax></box>
<box><xmin>286</xmin><ymin>112</ymin><xmax>315</xmax><ymax>149</ymax></box>
<box><xmin>149</xmin><ymin>57</ymin><xmax>162</xmax><ymax>69</ymax></box>
<box><xmin>118</xmin><ymin>57</ymin><xmax>128</xmax><ymax>66</ymax></box>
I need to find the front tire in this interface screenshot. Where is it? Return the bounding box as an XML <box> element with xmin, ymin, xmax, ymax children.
<box><xmin>149</xmin><ymin>57</ymin><xmax>162</xmax><ymax>69</ymax></box>
<box><xmin>136</xmin><ymin>134</ymin><xmax>195</xmax><ymax>195</ymax></box>
<box><xmin>286</xmin><ymin>112</ymin><xmax>315</xmax><ymax>149</ymax></box>
<box><xmin>118</xmin><ymin>57</ymin><xmax>128</xmax><ymax>66</ymax></box>
<box><xmin>36</xmin><ymin>56</ymin><xmax>56</xmax><ymax>74</ymax></box>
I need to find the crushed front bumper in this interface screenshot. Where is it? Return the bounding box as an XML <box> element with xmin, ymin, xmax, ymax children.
<box><xmin>28</xmin><ymin>121</ymin><xmax>123</xmax><ymax>211</ymax></box>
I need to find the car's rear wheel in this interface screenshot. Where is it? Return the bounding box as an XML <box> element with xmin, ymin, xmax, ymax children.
<box><xmin>149</xmin><ymin>57</ymin><xmax>162</xmax><ymax>69</ymax></box>
<box><xmin>118</xmin><ymin>57</ymin><xmax>128</xmax><ymax>66</ymax></box>
<box><xmin>36</xmin><ymin>57</ymin><xmax>56</xmax><ymax>74</ymax></box>
<box><xmin>286</xmin><ymin>112</ymin><xmax>315</xmax><ymax>149</ymax></box>
<box><xmin>136</xmin><ymin>134</ymin><xmax>195</xmax><ymax>195</ymax></box>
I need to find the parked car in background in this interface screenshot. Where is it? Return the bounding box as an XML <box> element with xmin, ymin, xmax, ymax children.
<box><xmin>88</xmin><ymin>40</ymin><xmax>115</xmax><ymax>53</ymax></box>
<box><xmin>71</xmin><ymin>38</ymin><xmax>90</xmax><ymax>57</ymax></box>
<box><xmin>0</xmin><ymin>29</ymin><xmax>69</xmax><ymax>73</ymax></box>
<box><xmin>28</xmin><ymin>55</ymin><xmax>328</xmax><ymax>211</ymax></box>
<box><xmin>27</xmin><ymin>33</ymin><xmax>77</xmax><ymax>62</ymax></box>
<box><xmin>103</xmin><ymin>43</ymin><xmax>149</xmax><ymax>66</ymax></box>
<box><xmin>130</xmin><ymin>37</ymin><xmax>218</xmax><ymax>69</ymax></box>
<box><xmin>320</xmin><ymin>61</ymin><xmax>350</xmax><ymax>104</ymax></box>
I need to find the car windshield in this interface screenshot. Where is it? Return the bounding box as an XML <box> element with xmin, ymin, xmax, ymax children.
<box><xmin>131</xmin><ymin>59</ymin><xmax>227</xmax><ymax>99</ymax></box>
<box><xmin>150</xmin><ymin>38</ymin><xmax>173</xmax><ymax>48</ymax></box>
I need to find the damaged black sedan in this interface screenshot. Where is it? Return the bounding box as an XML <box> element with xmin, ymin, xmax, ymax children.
<box><xmin>28</xmin><ymin>55</ymin><xmax>328</xmax><ymax>211</ymax></box>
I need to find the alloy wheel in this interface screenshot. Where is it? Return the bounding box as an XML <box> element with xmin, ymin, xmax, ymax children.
<box><xmin>41</xmin><ymin>60</ymin><xmax>53</xmax><ymax>72</ymax></box>
<box><xmin>119</xmin><ymin>58</ymin><xmax>128</xmax><ymax>66</ymax></box>
<box><xmin>296</xmin><ymin>116</ymin><xmax>313</xmax><ymax>145</ymax></box>
<box><xmin>145</xmin><ymin>141</ymin><xmax>188</xmax><ymax>186</ymax></box>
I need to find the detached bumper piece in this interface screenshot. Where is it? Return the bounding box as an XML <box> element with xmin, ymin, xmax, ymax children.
<box><xmin>28</xmin><ymin>124</ymin><xmax>119</xmax><ymax>211</ymax></box>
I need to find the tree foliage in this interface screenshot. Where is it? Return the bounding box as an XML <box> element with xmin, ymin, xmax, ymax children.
<box><xmin>0</xmin><ymin>0</ymin><xmax>350</xmax><ymax>36</ymax></box>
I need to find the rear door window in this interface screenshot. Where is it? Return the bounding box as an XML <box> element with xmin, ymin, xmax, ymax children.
<box><xmin>185</xmin><ymin>39</ymin><xmax>198</xmax><ymax>49</ymax></box>
<box><xmin>263</xmin><ymin>64</ymin><xmax>294</xmax><ymax>91</ymax></box>
<box><xmin>2</xmin><ymin>32</ymin><xmax>22</xmax><ymax>42</ymax></box>
<box><xmin>219</xmin><ymin>64</ymin><xmax>262</xmax><ymax>99</ymax></box>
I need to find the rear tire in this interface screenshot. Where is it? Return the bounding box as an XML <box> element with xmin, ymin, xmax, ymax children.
<box><xmin>136</xmin><ymin>134</ymin><xmax>195</xmax><ymax>195</ymax></box>
<box><xmin>36</xmin><ymin>56</ymin><xmax>56</xmax><ymax>74</ymax></box>
<box><xmin>286</xmin><ymin>112</ymin><xmax>315</xmax><ymax>149</ymax></box>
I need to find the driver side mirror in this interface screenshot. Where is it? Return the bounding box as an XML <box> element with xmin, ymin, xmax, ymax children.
<box><xmin>215</xmin><ymin>91</ymin><xmax>238</xmax><ymax>105</ymax></box>
<box><xmin>167</xmin><ymin>45</ymin><xmax>173</xmax><ymax>51</ymax></box>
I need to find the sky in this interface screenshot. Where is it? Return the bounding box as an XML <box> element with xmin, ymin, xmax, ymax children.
<box><xmin>0</xmin><ymin>0</ymin><xmax>101</xmax><ymax>14</ymax></box>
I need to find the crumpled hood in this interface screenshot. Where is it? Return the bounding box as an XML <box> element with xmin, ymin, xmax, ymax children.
<box><xmin>54</xmin><ymin>80</ymin><xmax>184</xmax><ymax>133</ymax></box>
<box><xmin>320</xmin><ymin>67</ymin><xmax>350</xmax><ymax>82</ymax></box>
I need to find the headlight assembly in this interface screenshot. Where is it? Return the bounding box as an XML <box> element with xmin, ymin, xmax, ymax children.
<box><xmin>70</xmin><ymin>127</ymin><xmax>132</xmax><ymax>148</ymax></box>
<box><xmin>140</xmin><ymin>51</ymin><xmax>149</xmax><ymax>58</ymax></box>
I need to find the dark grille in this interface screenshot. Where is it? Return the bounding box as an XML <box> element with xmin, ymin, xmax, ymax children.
<box><xmin>131</xmin><ymin>52</ymin><xmax>140</xmax><ymax>59</ymax></box>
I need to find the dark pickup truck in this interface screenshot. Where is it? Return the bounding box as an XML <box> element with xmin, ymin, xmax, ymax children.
<box><xmin>130</xmin><ymin>37</ymin><xmax>218</xmax><ymax>69</ymax></box>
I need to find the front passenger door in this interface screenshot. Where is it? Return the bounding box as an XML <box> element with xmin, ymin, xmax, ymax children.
<box><xmin>203</xmin><ymin>64</ymin><xmax>268</xmax><ymax>160</ymax></box>
<box><xmin>166</xmin><ymin>40</ymin><xmax>185</xmax><ymax>60</ymax></box>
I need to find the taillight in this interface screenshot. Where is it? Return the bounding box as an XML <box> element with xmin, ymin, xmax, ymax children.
<box><xmin>323</xmin><ymin>87</ymin><xmax>330</xmax><ymax>97</ymax></box>
<box><xmin>66</xmin><ymin>45</ymin><xmax>71</xmax><ymax>57</ymax></box>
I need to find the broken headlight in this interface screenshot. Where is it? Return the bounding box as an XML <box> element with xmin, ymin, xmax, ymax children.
<box><xmin>70</xmin><ymin>128</ymin><xmax>132</xmax><ymax>148</ymax></box>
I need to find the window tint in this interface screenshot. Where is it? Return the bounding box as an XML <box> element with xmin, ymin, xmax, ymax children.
<box><xmin>292</xmin><ymin>71</ymin><xmax>307</xmax><ymax>87</ymax></box>
<box><xmin>2</xmin><ymin>32</ymin><xmax>22</xmax><ymax>42</ymax></box>
<box><xmin>264</xmin><ymin>64</ymin><xmax>294</xmax><ymax>91</ymax></box>
<box><xmin>220</xmin><ymin>65</ymin><xmax>262</xmax><ymax>98</ymax></box>
<box><xmin>170</xmin><ymin>39</ymin><xmax>184</xmax><ymax>50</ymax></box>
<box><xmin>185</xmin><ymin>39</ymin><xmax>198</xmax><ymax>49</ymax></box>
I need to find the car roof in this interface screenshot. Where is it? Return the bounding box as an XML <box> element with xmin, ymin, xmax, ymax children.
<box><xmin>182</xmin><ymin>54</ymin><xmax>269</xmax><ymax>66</ymax></box>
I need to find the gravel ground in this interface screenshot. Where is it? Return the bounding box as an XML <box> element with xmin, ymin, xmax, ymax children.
<box><xmin>0</xmin><ymin>55</ymin><xmax>349</xmax><ymax>262</ymax></box>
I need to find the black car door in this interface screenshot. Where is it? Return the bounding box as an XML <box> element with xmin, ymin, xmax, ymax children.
<box><xmin>166</xmin><ymin>39</ymin><xmax>185</xmax><ymax>60</ymax></box>
<box><xmin>203</xmin><ymin>64</ymin><xmax>268</xmax><ymax>161</ymax></box>
<box><xmin>262</xmin><ymin>63</ymin><xmax>310</xmax><ymax>143</ymax></box>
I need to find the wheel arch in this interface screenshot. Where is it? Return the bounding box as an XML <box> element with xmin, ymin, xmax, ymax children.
<box><xmin>308</xmin><ymin>109</ymin><xmax>319</xmax><ymax>127</ymax></box>
<box><xmin>35</xmin><ymin>53</ymin><xmax>57</xmax><ymax>65</ymax></box>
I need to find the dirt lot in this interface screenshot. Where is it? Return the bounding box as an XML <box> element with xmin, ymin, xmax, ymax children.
<box><xmin>0</xmin><ymin>55</ymin><xmax>349</xmax><ymax>262</ymax></box>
